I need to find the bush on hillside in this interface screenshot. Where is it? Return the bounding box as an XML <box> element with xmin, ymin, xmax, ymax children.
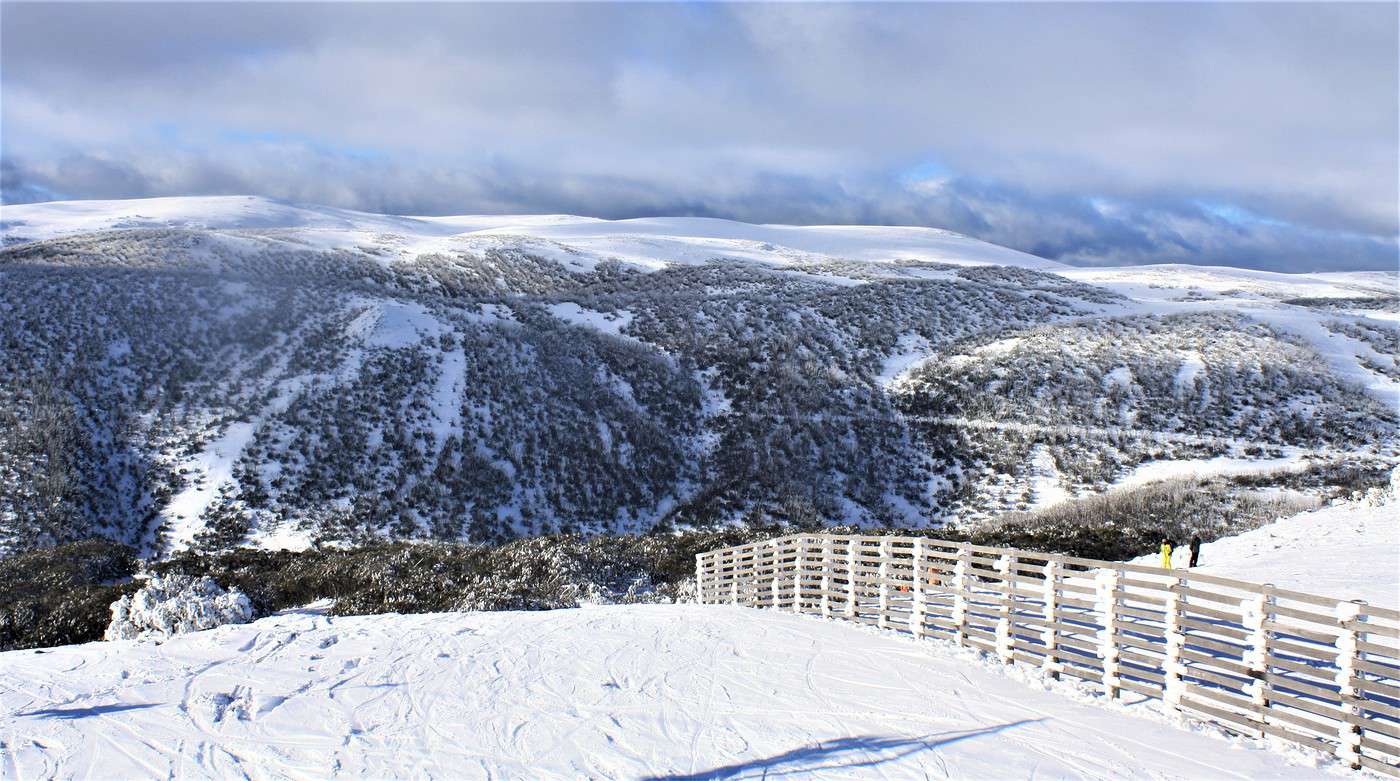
<box><xmin>0</xmin><ymin>474</ymin><xmax>1333</xmax><ymax>652</ymax></box>
<box><xmin>145</xmin><ymin>525</ymin><xmax>779</xmax><ymax>620</ymax></box>
<box><xmin>965</xmin><ymin>477</ymin><xmax>1315</xmax><ymax>560</ymax></box>
<box><xmin>0</xmin><ymin>539</ymin><xmax>139</xmax><ymax>651</ymax></box>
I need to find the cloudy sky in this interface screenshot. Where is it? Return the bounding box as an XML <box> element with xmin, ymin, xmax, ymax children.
<box><xmin>2</xmin><ymin>2</ymin><xmax>1396</xmax><ymax>271</ymax></box>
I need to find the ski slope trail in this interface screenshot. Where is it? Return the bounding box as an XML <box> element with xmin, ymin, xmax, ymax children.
<box><xmin>0</xmin><ymin>605</ymin><xmax>1344</xmax><ymax>779</ymax></box>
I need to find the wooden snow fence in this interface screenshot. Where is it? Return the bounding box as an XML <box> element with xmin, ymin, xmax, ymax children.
<box><xmin>695</xmin><ymin>534</ymin><xmax>1400</xmax><ymax>775</ymax></box>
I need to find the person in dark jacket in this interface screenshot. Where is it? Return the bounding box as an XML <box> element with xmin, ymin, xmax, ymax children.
<box><xmin>1188</xmin><ymin>535</ymin><xmax>1202</xmax><ymax>568</ymax></box>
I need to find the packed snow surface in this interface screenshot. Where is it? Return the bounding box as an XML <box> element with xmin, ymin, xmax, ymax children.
<box><xmin>1134</xmin><ymin>492</ymin><xmax>1399</xmax><ymax>606</ymax></box>
<box><xmin>0</xmin><ymin>604</ymin><xmax>1344</xmax><ymax>779</ymax></box>
<box><xmin>1</xmin><ymin>195</ymin><xmax>1063</xmax><ymax>271</ymax></box>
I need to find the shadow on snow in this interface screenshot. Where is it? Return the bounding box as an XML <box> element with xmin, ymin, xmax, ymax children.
<box><xmin>644</xmin><ymin>718</ymin><xmax>1045</xmax><ymax>780</ymax></box>
<box><xmin>20</xmin><ymin>703</ymin><xmax>160</xmax><ymax>720</ymax></box>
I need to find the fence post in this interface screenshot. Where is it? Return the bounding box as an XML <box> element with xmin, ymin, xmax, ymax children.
<box><xmin>911</xmin><ymin>538</ymin><xmax>926</xmax><ymax>639</ymax></box>
<box><xmin>845</xmin><ymin>538</ymin><xmax>858</xmax><ymax>618</ymax></box>
<box><xmin>1243</xmin><ymin>584</ymin><xmax>1274</xmax><ymax>732</ymax></box>
<box><xmin>952</xmin><ymin>544</ymin><xmax>970</xmax><ymax>647</ymax></box>
<box><xmin>750</xmin><ymin>544</ymin><xmax>763</xmax><ymax>606</ymax></box>
<box><xmin>877</xmin><ymin>538</ymin><xmax>892</xmax><ymax>630</ymax></box>
<box><xmin>695</xmin><ymin>552</ymin><xmax>709</xmax><ymax>604</ymax></box>
<box><xmin>1163</xmin><ymin>574</ymin><xmax>1184</xmax><ymax>710</ymax></box>
<box><xmin>792</xmin><ymin>537</ymin><xmax>806</xmax><ymax>614</ymax></box>
<box><xmin>768</xmin><ymin>539</ymin><xmax>781</xmax><ymax>610</ymax></box>
<box><xmin>730</xmin><ymin>547</ymin><xmax>741</xmax><ymax>606</ymax></box>
<box><xmin>995</xmin><ymin>554</ymin><xmax>1014</xmax><ymax>664</ymax></box>
<box><xmin>1041</xmin><ymin>559</ymin><xmax>1060</xmax><ymax>680</ymax></box>
<box><xmin>1095</xmin><ymin>567</ymin><xmax>1121</xmax><ymax>699</ymax></box>
<box><xmin>820</xmin><ymin>536</ymin><xmax>833</xmax><ymax>619</ymax></box>
<box><xmin>1335</xmin><ymin>599</ymin><xmax>1366</xmax><ymax>770</ymax></box>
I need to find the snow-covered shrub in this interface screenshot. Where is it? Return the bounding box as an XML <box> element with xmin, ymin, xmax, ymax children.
<box><xmin>1366</xmin><ymin>464</ymin><xmax>1400</xmax><ymax>506</ymax></box>
<box><xmin>104</xmin><ymin>574</ymin><xmax>253</xmax><ymax>641</ymax></box>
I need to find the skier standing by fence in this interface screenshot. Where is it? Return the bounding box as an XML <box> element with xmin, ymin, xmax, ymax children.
<box><xmin>1188</xmin><ymin>535</ymin><xmax>1202</xmax><ymax>568</ymax></box>
<box><xmin>1159</xmin><ymin>538</ymin><xmax>1173</xmax><ymax>569</ymax></box>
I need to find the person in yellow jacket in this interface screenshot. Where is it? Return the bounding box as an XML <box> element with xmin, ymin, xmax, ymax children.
<box><xmin>1159</xmin><ymin>538</ymin><xmax>1173</xmax><ymax>569</ymax></box>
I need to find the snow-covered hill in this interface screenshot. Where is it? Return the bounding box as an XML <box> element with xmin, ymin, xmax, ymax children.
<box><xmin>0</xmin><ymin>603</ymin><xmax>1346</xmax><ymax>779</ymax></box>
<box><xmin>0</xmin><ymin>196</ymin><xmax>1394</xmax><ymax>555</ymax></box>
<box><xmin>1055</xmin><ymin>263</ymin><xmax>1400</xmax><ymax>409</ymax></box>
<box><xmin>1</xmin><ymin>195</ymin><xmax>1062</xmax><ymax>271</ymax></box>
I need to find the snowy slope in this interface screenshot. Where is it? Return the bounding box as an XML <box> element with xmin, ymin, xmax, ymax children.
<box><xmin>1134</xmin><ymin>491</ymin><xmax>1400</xmax><ymax>606</ymax></box>
<box><xmin>0</xmin><ymin>604</ymin><xmax>1344</xmax><ymax>780</ymax></box>
<box><xmin>466</xmin><ymin>215</ymin><xmax>1065</xmax><ymax>270</ymax></box>
<box><xmin>0</xmin><ymin>195</ymin><xmax>1061</xmax><ymax>271</ymax></box>
<box><xmin>1055</xmin><ymin>264</ymin><xmax>1400</xmax><ymax>410</ymax></box>
<box><xmin>0</xmin><ymin>195</ymin><xmax>454</xmax><ymax>241</ymax></box>
<box><xmin>1059</xmin><ymin>263</ymin><xmax>1397</xmax><ymax>301</ymax></box>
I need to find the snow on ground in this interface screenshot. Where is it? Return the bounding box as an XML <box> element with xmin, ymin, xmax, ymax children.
<box><xmin>1114</xmin><ymin>451</ymin><xmax>1313</xmax><ymax>491</ymax></box>
<box><xmin>1058</xmin><ymin>264</ymin><xmax>1397</xmax><ymax>302</ymax></box>
<box><xmin>877</xmin><ymin>333</ymin><xmax>934</xmax><ymax>388</ymax></box>
<box><xmin>158</xmin><ymin>297</ymin><xmax>465</xmax><ymax>554</ymax></box>
<box><xmin>158</xmin><ymin>422</ymin><xmax>256</xmax><ymax>552</ymax></box>
<box><xmin>344</xmin><ymin>297</ymin><xmax>465</xmax><ymax>455</ymax></box>
<box><xmin>1173</xmin><ymin>351</ymin><xmax>1206</xmax><ymax>398</ymax></box>
<box><xmin>0</xmin><ymin>195</ymin><xmax>448</xmax><ymax>243</ymax></box>
<box><xmin>345</xmin><ymin>298</ymin><xmax>451</xmax><ymax>349</ymax></box>
<box><xmin>1026</xmin><ymin>444</ymin><xmax>1071</xmax><ymax>509</ymax></box>
<box><xmin>1243</xmin><ymin>305</ymin><xmax>1399</xmax><ymax>409</ymax></box>
<box><xmin>1132</xmin><ymin>491</ymin><xmax>1399</xmax><ymax>607</ymax></box>
<box><xmin>468</xmin><ymin>215</ymin><xmax>1064</xmax><ymax>270</ymax></box>
<box><xmin>547</xmin><ymin>302</ymin><xmax>638</xmax><ymax>342</ymax></box>
<box><xmin>0</xmin><ymin>604</ymin><xmax>1345</xmax><ymax>780</ymax></box>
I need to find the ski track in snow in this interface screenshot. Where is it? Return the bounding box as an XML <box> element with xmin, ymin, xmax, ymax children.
<box><xmin>0</xmin><ymin>604</ymin><xmax>1350</xmax><ymax>780</ymax></box>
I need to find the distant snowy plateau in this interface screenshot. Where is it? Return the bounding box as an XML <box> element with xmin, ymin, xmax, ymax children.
<box><xmin>0</xmin><ymin>196</ymin><xmax>1396</xmax><ymax>554</ymax></box>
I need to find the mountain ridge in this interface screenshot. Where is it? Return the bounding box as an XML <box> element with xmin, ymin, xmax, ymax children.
<box><xmin>1</xmin><ymin>194</ymin><xmax>1065</xmax><ymax>270</ymax></box>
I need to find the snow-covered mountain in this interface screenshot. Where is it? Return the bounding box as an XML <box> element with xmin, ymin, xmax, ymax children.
<box><xmin>0</xmin><ymin>196</ymin><xmax>1393</xmax><ymax>555</ymax></box>
<box><xmin>1</xmin><ymin>195</ymin><xmax>1063</xmax><ymax>271</ymax></box>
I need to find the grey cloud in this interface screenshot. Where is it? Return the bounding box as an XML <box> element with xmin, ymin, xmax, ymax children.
<box><xmin>2</xmin><ymin>2</ymin><xmax>1396</xmax><ymax>271</ymax></box>
<box><xmin>7</xmin><ymin>148</ymin><xmax>1391</xmax><ymax>273</ymax></box>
